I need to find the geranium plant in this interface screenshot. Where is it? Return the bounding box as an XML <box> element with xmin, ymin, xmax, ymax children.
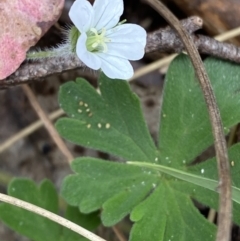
<box><xmin>0</xmin><ymin>0</ymin><xmax>239</xmax><ymax>241</ymax></box>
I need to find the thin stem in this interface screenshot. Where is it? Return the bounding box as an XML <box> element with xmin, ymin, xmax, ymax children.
<box><xmin>208</xmin><ymin>209</ymin><xmax>216</xmax><ymax>223</ymax></box>
<box><xmin>112</xmin><ymin>226</ymin><xmax>127</xmax><ymax>241</ymax></box>
<box><xmin>207</xmin><ymin>124</ymin><xmax>238</xmax><ymax>222</ymax></box>
<box><xmin>144</xmin><ymin>1</ymin><xmax>232</xmax><ymax>241</ymax></box>
<box><xmin>21</xmin><ymin>85</ymin><xmax>74</xmax><ymax>163</ymax></box>
<box><xmin>0</xmin><ymin>193</ymin><xmax>106</xmax><ymax>241</ymax></box>
<box><xmin>0</xmin><ymin>109</ymin><xmax>64</xmax><ymax>153</ymax></box>
<box><xmin>4</xmin><ymin>18</ymin><xmax>240</xmax><ymax>88</ymax></box>
<box><xmin>129</xmin><ymin>54</ymin><xmax>177</xmax><ymax>81</ymax></box>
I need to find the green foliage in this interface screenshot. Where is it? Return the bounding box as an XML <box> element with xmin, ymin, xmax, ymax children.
<box><xmin>56</xmin><ymin>55</ymin><xmax>240</xmax><ymax>241</ymax></box>
<box><xmin>159</xmin><ymin>56</ymin><xmax>240</xmax><ymax>166</ymax></box>
<box><xmin>0</xmin><ymin>179</ymin><xmax>100</xmax><ymax>241</ymax></box>
<box><xmin>56</xmin><ymin>74</ymin><xmax>157</xmax><ymax>162</ymax></box>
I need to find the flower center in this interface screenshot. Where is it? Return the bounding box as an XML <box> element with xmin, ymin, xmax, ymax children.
<box><xmin>86</xmin><ymin>28</ymin><xmax>111</xmax><ymax>53</ymax></box>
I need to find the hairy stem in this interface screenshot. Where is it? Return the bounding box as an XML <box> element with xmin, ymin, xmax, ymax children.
<box><xmin>4</xmin><ymin>17</ymin><xmax>240</xmax><ymax>88</ymax></box>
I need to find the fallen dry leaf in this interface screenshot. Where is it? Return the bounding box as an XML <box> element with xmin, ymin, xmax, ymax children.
<box><xmin>0</xmin><ymin>0</ymin><xmax>64</xmax><ymax>80</ymax></box>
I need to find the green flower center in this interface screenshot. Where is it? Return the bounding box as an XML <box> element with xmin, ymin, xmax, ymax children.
<box><xmin>86</xmin><ymin>28</ymin><xmax>111</xmax><ymax>53</ymax></box>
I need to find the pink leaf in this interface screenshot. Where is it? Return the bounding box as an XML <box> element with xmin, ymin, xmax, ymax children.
<box><xmin>0</xmin><ymin>0</ymin><xmax>65</xmax><ymax>80</ymax></box>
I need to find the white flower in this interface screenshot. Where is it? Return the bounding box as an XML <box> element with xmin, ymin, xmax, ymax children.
<box><xmin>69</xmin><ymin>0</ymin><xmax>146</xmax><ymax>80</ymax></box>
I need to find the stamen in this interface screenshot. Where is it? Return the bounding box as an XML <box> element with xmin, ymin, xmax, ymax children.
<box><xmin>89</xmin><ymin>28</ymin><xmax>98</xmax><ymax>35</ymax></box>
<box><xmin>86</xmin><ymin>28</ymin><xmax>111</xmax><ymax>53</ymax></box>
<box><xmin>92</xmin><ymin>42</ymin><xmax>99</xmax><ymax>48</ymax></box>
<box><xmin>117</xmin><ymin>19</ymin><xmax>127</xmax><ymax>25</ymax></box>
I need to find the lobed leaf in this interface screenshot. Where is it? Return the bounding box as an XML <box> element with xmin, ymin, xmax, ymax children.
<box><xmin>59</xmin><ymin>56</ymin><xmax>240</xmax><ymax>241</ymax></box>
<box><xmin>56</xmin><ymin>74</ymin><xmax>157</xmax><ymax>162</ymax></box>
<box><xmin>62</xmin><ymin>157</ymin><xmax>216</xmax><ymax>240</ymax></box>
<box><xmin>159</xmin><ymin>55</ymin><xmax>240</xmax><ymax>167</ymax></box>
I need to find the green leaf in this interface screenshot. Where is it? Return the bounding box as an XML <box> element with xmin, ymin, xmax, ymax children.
<box><xmin>61</xmin><ymin>158</ymin><xmax>216</xmax><ymax>241</ymax></box>
<box><xmin>128</xmin><ymin>159</ymin><xmax>240</xmax><ymax>205</ymax></box>
<box><xmin>56</xmin><ymin>73</ymin><xmax>157</xmax><ymax>162</ymax></box>
<box><xmin>62</xmin><ymin>157</ymin><xmax>159</xmax><ymax>225</ymax></box>
<box><xmin>0</xmin><ymin>179</ymin><xmax>100</xmax><ymax>241</ymax></box>
<box><xmin>130</xmin><ymin>182</ymin><xmax>215</xmax><ymax>241</ymax></box>
<box><xmin>184</xmin><ymin>143</ymin><xmax>240</xmax><ymax>226</ymax></box>
<box><xmin>159</xmin><ymin>55</ymin><xmax>240</xmax><ymax>166</ymax></box>
<box><xmin>60</xmin><ymin>206</ymin><xmax>100</xmax><ymax>241</ymax></box>
<box><xmin>60</xmin><ymin>56</ymin><xmax>240</xmax><ymax>241</ymax></box>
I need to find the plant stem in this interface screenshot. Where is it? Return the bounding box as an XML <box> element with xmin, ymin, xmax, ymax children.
<box><xmin>144</xmin><ymin>1</ymin><xmax>232</xmax><ymax>241</ymax></box>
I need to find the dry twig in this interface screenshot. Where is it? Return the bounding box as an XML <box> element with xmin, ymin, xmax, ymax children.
<box><xmin>0</xmin><ymin>109</ymin><xmax>64</xmax><ymax>153</ymax></box>
<box><xmin>2</xmin><ymin>16</ymin><xmax>240</xmax><ymax>88</ymax></box>
<box><xmin>21</xmin><ymin>85</ymin><xmax>74</xmax><ymax>163</ymax></box>
<box><xmin>0</xmin><ymin>193</ymin><xmax>106</xmax><ymax>241</ymax></box>
<box><xmin>112</xmin><ymin>226</ymin><xmax>127</xmax><ymax>241</ymax></box>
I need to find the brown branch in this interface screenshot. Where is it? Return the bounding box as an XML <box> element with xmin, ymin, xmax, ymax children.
<box><xmin>194</xmin><ymin>34</ymin><xmax>240</xmax><ymax>62</ymax></box>
<box><xmin>2</xmin><ymin>16</ymin><xmax>240</xmax><ymax>88</ymax></box>
<box><xmin>144</xmin><ymin>1</ymin><xmax>232</xmax><ymax>241</ymax></box>
<box><xmin>145</xmin><ymin>15</ymin><xmax>203</xmax><ymax>53</ymax></box>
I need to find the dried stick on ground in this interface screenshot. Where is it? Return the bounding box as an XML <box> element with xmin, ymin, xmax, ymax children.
<box><xmin>144</xmin><ymin>1</ymin><xmax>232</xmax><ymax>241</ymax></box>
<box><xmin>21</xmin><ymin>85</ymin><xmax>74</xmax><ymax>163</ymax></box>
<box><xmin>2</xmin><ymin>16</ymin><xmax>240</xmax><ymax>88</ymax></box>
<box><xmin>0</xmin><ymin>193</ymin><xmax>106</xmax><ymax>241</ymax></box>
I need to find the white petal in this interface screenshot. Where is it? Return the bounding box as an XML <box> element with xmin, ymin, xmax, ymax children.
<box><xmin>93</xmin><ymin>0</ymin><xmax>123</xmax><ymax>31</ymax></box>
<box><xmin>106</xmin><ymin>24</ymin><xmax>147</xmax><ymax>45</ymax></box>
<box><xmin>69</xmin><ymin>0</ymin><xmax>94</xmax><ymax>33</ymax></box>
<box><xmin>76</xmin><ymin>33</ymin><xmax>101</xmax><ymax>70</ymax></box>
<box><xmin>106</xmin><ymin>42</ymin><xmax>144</xmax><ymax>60</ymax></box>
<box><xmin>105</xmin><ymin>24</ymin><xmax>147</xmax><ymax>60</ymax></box>
<box><xmin>96</xmin><ymin>53</ymin><xmax>133</xmax><ymax>80</ymax></box>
